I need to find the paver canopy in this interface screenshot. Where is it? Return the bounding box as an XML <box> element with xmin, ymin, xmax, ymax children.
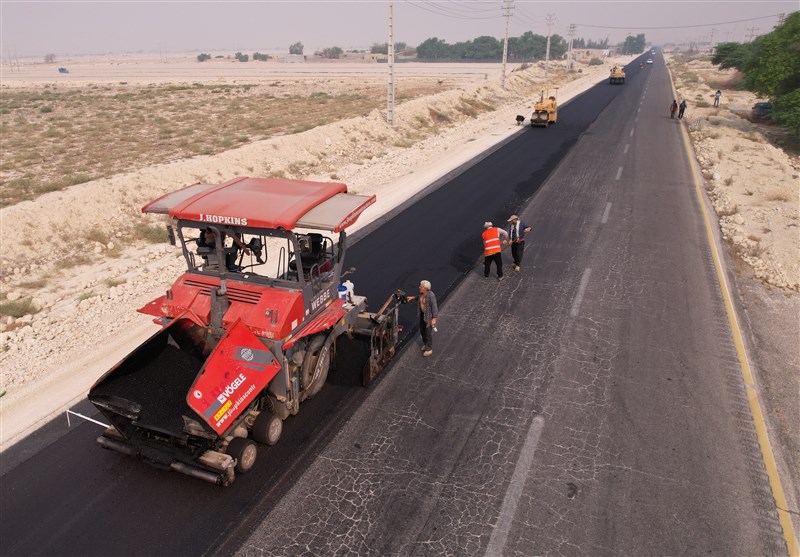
<box><xmin>142</xmin><ymin>177</ymin><xmax>376</xmax><ymax>232</ymax></box>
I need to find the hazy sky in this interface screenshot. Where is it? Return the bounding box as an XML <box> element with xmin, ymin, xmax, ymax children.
<box><xmin>1</xmin><ymin>1</ymin><xmax>795</xmax><ymax>57</ymax></box>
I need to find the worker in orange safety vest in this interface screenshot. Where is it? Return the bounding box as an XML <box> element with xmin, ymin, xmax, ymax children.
<box><xmin>482</xmin><ymin>222</ymin><xmax>509</xmax><ymax>280</ymax></box>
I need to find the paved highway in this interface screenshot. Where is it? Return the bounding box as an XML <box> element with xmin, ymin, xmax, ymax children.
<box><xmin>230</xmin><ymin>59</ymin><xmax>789</xmax><ymax>556</ymax></box>
<box><xmin>1</xmin><ymin>58</ymin><xmax>788</xmax><ymax>556</ymax></box>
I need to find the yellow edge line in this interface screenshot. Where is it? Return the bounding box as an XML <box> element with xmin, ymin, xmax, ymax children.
<box><xmin>669</xmin><ymin>68</ymin><xmax>799</xmax><ymax>556</ymax></box>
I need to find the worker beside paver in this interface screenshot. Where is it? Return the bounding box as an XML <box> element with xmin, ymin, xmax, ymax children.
<box><xmin>482</xmin><ymin>222</ymin><xmax>509</xmax><ymax>280</ymax></box>
<box><xmin>506</xmin><ymin>214</ymin><xmax>532</xmax><ymax>272</ymax></box>
<box><xmin>406</xmin><ymin>280</ymin><xmax>438</xmax><ymax>357</ymax></box>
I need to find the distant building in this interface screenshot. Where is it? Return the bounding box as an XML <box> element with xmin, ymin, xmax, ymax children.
<box><xmin>366</xmin><ymin>52</ymin><xmax>388</xmax><ymax>63</ymax></box>
<box><xmin>571</xmin><ymin>48</ymin><xmax>609</xmax><ymax>62</ymax></box>
<box><xmin>280</xmin><ymin>54</ymin><xmax>306</xmax><ymax>63</ymax></box>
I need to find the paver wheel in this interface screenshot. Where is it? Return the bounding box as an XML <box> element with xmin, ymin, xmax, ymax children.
<box><xmin>301</xmin><ymin>335</ymin><xmax>331</xmax><ymax>399</ymax></box>
<box><xmin>226</xmin><ymin>437</ymin><xmax>257</xmax><ymax>474</ymax></box>
<box><xmin>252</xmin><ymin>412</ymin><xmax>283</xmax><ymax>446</ymax></box>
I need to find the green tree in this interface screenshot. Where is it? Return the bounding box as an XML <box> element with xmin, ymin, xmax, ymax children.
<box><xmin>550</xmin><ymin>34</ymin><xmax>568</xmax><ymax>58</ymax></box>
<box><xmin>621</xmin><ymin>33</ymin><xmax>646</xmax><ymax>54</ymax></box>
<box><xmin>416</xmin><ymin>37</ymin><xmax>450</xmax><ymax>60</ymax></box>
<box><xmin>741</xmin><ymin>14</ymin><xmax>800</xmax><ymax>100</ymax></box>
<box><xmin>234</xmin><ymin>52</ymin><xmax>249</xmax><ymax>62</ymax></box>
<box><xmin>253</xmin><ymin>52</ymin><xmax>272</xmax><ymax>61</ymax></box>
<box><xmin>320</xmin><ymin>46</ymin><xmax>344</xmax><ymax>59</ymax></box>
<box><xmin>371</xmin><ymin>42</ymin><xmax>407</xmax><ymax>54</ymax></box>
<box><xmin>469</xmin><ymin>36</ymin><xmax>502</xmax><ymax>59</ymax></box>
<box><xmin>447</xmin><ymin>41</ymin><xmax>464</xmax><ymax>59</ymax></box>
<box><xmin>712</xmin><ymin>42</ymin><xmax>753</xmax><ymax>69</ymax></box>
<box><xmin>196</xmin><ymin>53</ymin><xmax>211</xmax><ymax>62</ymax></box>
<box><xmin>509</xmin><ymin>31</ymin><xmax>545</xmax><ymax>60</ymax></box>
<box><xmin>587</xmin><ymin>37</ymin><xmax>610</xmax><ymax>49</ymax></box>
<box><xmin>289</xmin><ymin>41</ymin><xmax>304</xmax><ymax>55</ymax></box>
<box><xmin>774</xmin><ymin>89</ymin><xmax>800</xmax><ymax>133</ymax></box>
<box><xmin>711</xmin><ymin>13</ymin><xmax>800</xmax><ymax>133</ymax></box>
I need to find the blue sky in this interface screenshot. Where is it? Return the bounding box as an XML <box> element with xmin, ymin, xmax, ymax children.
<box><xmin>1</xmin><ymin>1</ymin><xmax>794</xmax><ymax>57</ymax></box>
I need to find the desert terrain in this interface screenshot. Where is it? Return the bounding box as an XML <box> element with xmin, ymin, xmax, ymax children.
<box><xmin>0</xmin><ymin>49</ymin><xmax>797</xmax><ymax>523</ymax></box>
<box><xmin>0</xmin><ymin>55</ymin><xmax>622</xmax><ymax>445</ymax></box>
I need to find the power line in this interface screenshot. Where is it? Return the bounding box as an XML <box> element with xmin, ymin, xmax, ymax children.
<box><xmin>405</xmin><ymin>0</ymin><xmax>500</xmax><ymax>20</ymax></box>
<box><xmin>574</xmin><ymin>13</ymin><xmax>784</xmax><ymax>31</ymax></box>
<box><xmin>442</xmin><ymin>0</ymin><xmax>498</xmax><ymax>13</ymax></box>
<box><xmin>511</xmin><ymin>4</ymin><xmax>544</xmax><ymax>29</ymax></box>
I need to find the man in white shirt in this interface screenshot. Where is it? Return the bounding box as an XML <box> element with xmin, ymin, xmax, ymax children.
<box><xmin>506</xmin><ymin>215</ymin><xmax>532</xmax><ymax>272</ymax></box>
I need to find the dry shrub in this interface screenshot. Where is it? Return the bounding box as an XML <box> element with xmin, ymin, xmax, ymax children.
<box><xmin>765</xmin><ymin>191</ymin><xmax>790</xmax><ymax>202</ymax></box>
<box><xmin>132</xmin><ymin>221</ymin><xmax>167</xmax><ymax>243</ymax></box>
<box><xmin>717</xmin><ymin>204</ymin><xmax>739</xmax><ymax>216</ymax></box>
<box><xmin>1</xmin><ymin>82</ymin><xmax>444</xmax><ymax>208</ymax></box>
<box><xmin>18</xmin><ymin>278</ymin><xmax>48</xmax><ymax>289</ymax></box>
<box><xmin>54</xmin><ymin>254</ymin><xmax>92</xmax><ymax>270</ymax></box>
<box><xmin>428</xmin><ymin>108</ymin><xmax>451</xmax><ymax>124</ymax></box>
<box><xmin>0</xmin><ymin>297</ymin><xmax>38</xmax><ymax>318</ymax></box>
<box><xmin>84</xmin><ymin>228</ymin><xmax>110</xmax><ymax>245</ymax></box>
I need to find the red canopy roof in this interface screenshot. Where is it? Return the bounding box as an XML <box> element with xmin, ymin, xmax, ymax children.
<box><xmin>142</xmin><ymin>177</ymin><xmax>376</xmax><ymax>232</ymax></box>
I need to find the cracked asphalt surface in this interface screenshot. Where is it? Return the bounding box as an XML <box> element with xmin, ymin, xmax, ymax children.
<box><xmin>0</xmin><ymin>58</ymin><xmax>788</xmax><ymax>557</ymax></box>
<box><xmin>231</xmin><ymin>63</ymin><xmax>788</xmax><ymax>556</ymax></box>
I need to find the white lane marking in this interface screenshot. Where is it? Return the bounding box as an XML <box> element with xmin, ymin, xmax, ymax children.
<box><xmin>624</xmin><ymin>143</ymin><xmax>630</xmax><ymax>154</ymax></box>
<box><xmin>616</xmin><ymin>166</ymin><xmax>623</xmax><ymax>180</ymax></box>
<box><xmin>570</xmin><ymin>268</ymin><xmax>592</xmax><ymax>316</ymax></box>
<box><xmin>484</xmin><ymin>416</ymin><xmax>545</xmax><ymax>557</ymax></box>
<box><xmin>630</xmin><ymin>128</ymin><xmax>634</xmax><ymax>137</ymax></box>
<box><xmin>602</xmin><ymin>202</ymin><xmax>612</xmax><ymax>224</ymax></box>
<box><xmin>635</xmin><ymin>116</ymin><xmax>638</xmax><ymax>123</ymax></box>
<box><xmin>637</xmin><ymin>107</ymin><xmax>640</xmax><ymax>114</ymax></box>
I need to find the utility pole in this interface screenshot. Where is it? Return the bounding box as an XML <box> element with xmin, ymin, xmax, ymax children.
<box><xmin>777</xmin><ymin>13</ymin><xmax>785</xmax><ymax>26</ymax></box>
<box><xmin>387</xmin><ymin>0</ymin><xmax>395</xmax><ymax>126</ymax></box>
<box><xmin>501</xmin><ymin>0</ymin><xmax>513</xmax><ymax>90</ymax></box>
<box><xmin>566</xmin><ymin>24</ymin><xmax>576</xmax><ymax>70</ymax></box>
<box><xmin>6</xmin><ymin>47</ymin><xmax>20</xmax><ymax>72</ymax></box>
<box><xmin>544</xmin><ymin>13</ymin><xmax>555</xmax><ymax>81</ymax></box>
<box><xmin>745</xmin><ymin>26</ymin><xmax>759</xmax><ymax>42</ymax></box>
<box><xmin>709</xmin><ymin>28</ymin><xmax>716</xmax><ymax>51</ymax></box>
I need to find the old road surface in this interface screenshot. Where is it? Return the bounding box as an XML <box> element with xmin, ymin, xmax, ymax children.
<box><xmin>1</xmin><ymin>57</ymin><xmax>791</xmax><ymax>557</ymax></box>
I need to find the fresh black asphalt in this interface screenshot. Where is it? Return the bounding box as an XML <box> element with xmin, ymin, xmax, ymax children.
<box><xmin>0</xmin><ymin>58</ymin><xmax>787</xmax><ymax>556</ymax></box>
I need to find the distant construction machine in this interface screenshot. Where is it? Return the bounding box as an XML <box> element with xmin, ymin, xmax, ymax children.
<box><xmin>609</xmin><ymin>66</ymin><xmax>626</xmax><ymax>85</ymax></box>
<box><xmin>530</xmin><ymin>89</ymin><xmax>558</xmax><ymax>127</ymax></box>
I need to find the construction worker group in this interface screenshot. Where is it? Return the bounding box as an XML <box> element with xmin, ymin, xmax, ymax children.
<box><xmin>413</xmin><ymin>214</ymin><xmax>532</xmax><ymax>358</ymax></box>
<box><xmin>482</xmin><ymin>215</ymin><xmax>532</xmax><ymax>280</ymax></box>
